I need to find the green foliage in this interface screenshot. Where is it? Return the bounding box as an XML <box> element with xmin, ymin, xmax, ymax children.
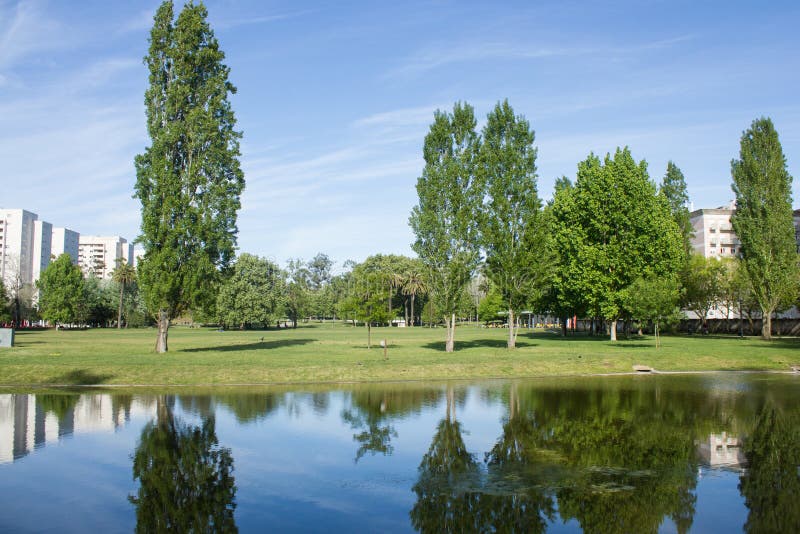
<box><xmin>0</xmin><ymin>279</ymin><xmax>10</xmax><ymax>322</ymax></box>
<box><xmin>37</xmin><ymin>254</ymin><xmax>85</xmax><ymax>325</ymax></box>
<box><xmin>285</xmin><ymin>258</ymin><xmax>310</xmax><ymax>327</ymax></box>
<box><xmin>624</xmin><ymin>276</ymin><xmax>682</xmax><ymax>346</ymax></box>
<box><xmin>216</xmin><ymin>254</ymin><xmax>285</xmax><ymax>329</ymax></box>
<box><xmin>346</xmin><ymin>255</ymin><xmax>397</xmax><ymax>329</ymax></box>
<box><xmin>660</xmin><ymin>161</ymin><xmax>694</xmax><ymax>258</ymax></box>
<box><xmin>410</xmin><ymin>102</ymin><xmax>482</xmax><ymax>351</ymax></box>
<box><xmin>79</xmin><ymin>275</ymin><xmax>117</xmax><ymax>326</ymax></box>
<box><xmin>477</xmin><ymin>100</ymin><xmax>551</xmax><ymax>347</ymax></box>
<box><xmin>551</xmin><ymin>147</ymin><xmax>685</xmax><ymax>338</ymax></box>
<box><xmin>112</xmin><ymin>259</ymin><xmax>137</xmax><ymax>328</ymax></box>
<box><xmin>477</xmin><ymin>288</ymin><xmax>504</xmax><ymax>323</ymax></box>
<box><xmin>731</xmin><ymin>117</ymin><xmax>798</xmax><ymax>339</ymax></box>
<box><xmin>134</xmin><ymin>1</ymin><xmax>244</xmax><ymax>350</ymax></box>
<box><xmin>681</xmin><ymin>254</ymin><xmax>728</xmax><ymax>326</ymax></box>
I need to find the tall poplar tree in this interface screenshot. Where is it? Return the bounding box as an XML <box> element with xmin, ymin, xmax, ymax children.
<box><xmin>660</xmin><ymin>161</ymin><xmax>694</xmax><ymax>258</ymax></box>
<box><xmin>731</xmin><ymin>117</ymin><xmax>797</xmax><ymax>339</ymax></box>
<box><xmin>134</xmin><ymin>1</ymin><xmax>245</xmax><ymax>352</ymax></box>
<box><xmin>477</xmin><ymin>100</ymin><xmax>549</xmax><ymax>348</ymax></box>
<box><xmin>410</xmin><ymin>103</ymin><xmax>481</xmax><ymax>352</ymax></box>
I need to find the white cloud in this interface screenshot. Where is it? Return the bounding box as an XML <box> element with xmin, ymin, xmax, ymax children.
<box><xmin>0</xmin><ymin>0</ymin><xmax>73</xmax><ymax>70</ymax></box>
<box><xmin>385</xmin><ymin>34</ymin><xmax>695</xmax><ymax>80</ymax></box>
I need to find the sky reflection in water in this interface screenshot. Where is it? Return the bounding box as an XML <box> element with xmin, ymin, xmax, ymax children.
<box><xmin>0</xmin><ymin>373</ymin><xmax>798</xmax><ymax>533</ymax></box>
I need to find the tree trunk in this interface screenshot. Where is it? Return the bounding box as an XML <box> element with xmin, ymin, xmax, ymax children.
<box><xmin>155</xmin><ymin>309</ymin><xmax>169</xmax><ymax>353</ymax></box>
<box><xmin>410</xmin><ymin>294</ymin><xmax>415</xmax><ymax>327</ymax></box>
<box><xmin>445</xmin><ymin>313</ymin><xmax>455</xmax><ymax>353</ymax></box>
<box><xmin>561</xmin><ymin>316</ymin><xmax>567</xmax><ymax>337</ymax></box>
<box><xmin>117</xmin><ymin>283</ymin><xmax>124</xmax><ymax>329</ymax></box>
<box><xmin>762</xmin><ymin>309</ymin><xmax>772</xmax><ymax>340</ymax></box>
<box><xmin>367</xmin><ymin>322</ymin><xmax>372</xmax><ymax>349</ymax></box>
<box><xmin>507</xmin><ymin>308</ymin><xmax>516</xmax><ymax>349</ymax></box>
<box><xmin>655</xmin><ymin>321</ymin><xmax>660</xmax><ymax>348</ymax></box>
<box><xmin>609</xmin><ymin>319</ymin><xmax>617</xmax><ymax>341</ymax></box>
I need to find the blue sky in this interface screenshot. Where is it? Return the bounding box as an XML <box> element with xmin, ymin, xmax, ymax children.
<box><xmin>1</xmin><ymin>0</ymin><xmax>799</xmax><ymax>269</ymax></box>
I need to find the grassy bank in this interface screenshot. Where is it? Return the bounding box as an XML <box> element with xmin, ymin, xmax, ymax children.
<box><xmin>0</xmin><ymin>323</ymin><xmax>798</xmax><ymax>386</ymax></box>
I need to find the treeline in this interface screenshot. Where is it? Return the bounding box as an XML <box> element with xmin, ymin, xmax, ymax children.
<box><xmin>0</xmin><ymin>254</ymin><xmax>148</xmax><ymax>328</ymax></box>
<box><xmin>10</xmin><ymin>107</ymin><xmax>796</xmax><ymax>352</ymax></box>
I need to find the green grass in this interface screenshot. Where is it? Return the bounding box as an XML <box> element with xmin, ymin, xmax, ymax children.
<box><xmin>0</xmin><ymin>323</ymin><xmax>798</xmax><ymax>386</ymax></box>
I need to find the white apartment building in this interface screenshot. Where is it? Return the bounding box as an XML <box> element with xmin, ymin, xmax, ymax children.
<box><xmin>78</xmin><ymin>236</ymin><xmax>134</xmax><ymax>279</ymax></box>
<box><xmin>688</xmin><ymin>203</ymin><xmax>800</xmax><ymax>321</ymax></box>
<box><xmin>32</xmin><ymin>220</ymin><xmax>53</xmax><ymax>283</ymax></box>
<box><xmin>51</xmin><ymin>227</ymin><xmax>80</xmax><ymax>264</ymax></box>
<box><xmin>690</xmin><ymin>203</ymin><xmax>800</xmax><ymax>259</ymax></box>
<box><xmin>0</xmin><ymin>208</ymin><xmax>38</xmax><ymax>288</ymax></box>
<box><xmin>689</xmin><ymin>202</ymin><xmax>741</xmax><ymax>258</ymax></box>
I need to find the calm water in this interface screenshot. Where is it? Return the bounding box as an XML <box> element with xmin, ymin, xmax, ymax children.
<box><xmin>1</xmin><ymin>374</ymin><xmax>799</xmax><ymax>533</ymax></box>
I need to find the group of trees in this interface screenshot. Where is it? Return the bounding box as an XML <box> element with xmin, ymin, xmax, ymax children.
<box><xmin>32</xmin><ymin>255</ymin><xmax>146</xmax><ymax>328</ymax></box>
<box><xmin>410</xmin><ymin>101</ymin><xmax>552</xmax><ymax>351</ymax></box>
<box><xmin>409</xmin><ymin>100</ymin><xmax>798</xmax><ymax>349</ymax></box>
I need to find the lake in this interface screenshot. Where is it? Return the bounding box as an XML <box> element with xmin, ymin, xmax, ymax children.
<box><xmin>1</xmin><ymin>373</ymin><xmax>798</xmax><ymax>532</ymax></box>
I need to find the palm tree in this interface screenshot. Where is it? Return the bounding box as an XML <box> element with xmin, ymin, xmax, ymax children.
<box><xmin>111</xmin><ymin>259</ymin><xmax>136</xmax><ymax>329</ymax></box>
<box><xmin>402</xmin><ymin>269</ymin><xmax>427</xmax><ymax>327</ymax></box>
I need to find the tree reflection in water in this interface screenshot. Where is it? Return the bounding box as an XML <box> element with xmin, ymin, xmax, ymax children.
<box><xmin>130</xmin><ymin>396</ymin><xmax>237</xmax><ymax>533</ymax></box>
<box><xmin>739</xmin><ymin>404</ymin><xmax>800</xmax><ymax>533</ymax></box>
<box><xmin>342</xmin><ymin>385</ymin><xmax>443</xmax><ymax>463</ymax></box>
<box><xmin>410</xmin><ymin>386</ymin><xmax>483</xmax><ymax>533</ymax></box>
<box><xmin>409</xmin><ymin>382</ymin><xmax>706</xmax><ymax>533</ymax></box>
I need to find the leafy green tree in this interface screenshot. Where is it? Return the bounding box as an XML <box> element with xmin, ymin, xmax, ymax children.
<box><xmin>731</xmin><ymin>117</ymin><xmax>798</xmax><ymax>339</ymax></box>
<box><xmin>111</xmin><ymin>259</ymin><xmax>137</xmax><ymax>329</ymax></box>
<box><xmin>0</xmin><ymin>279</ymin><xmax>10</xmax><ymax>323</ymax></box>
<box><xmin>80</xmin><ymin>275</ymin><xmax>117</xmax><ymax>326</ymax></box>
<box><xmin>216</xmin><ymin>254</ymin><xmax>285</xmax><ymax>329</ymax></box>
<box><xmin>400</xmin><ymin>264</ymin><xmax>427</xmax><ymax>327</ymax></box>
<box><xmin>306</xmin><ymin>253</ymin><xmax>333</xmax><ymax>292</ymax></box>
<box><xmin>37</xmin><ymin>254</ymin><xmax>85</xmax><ymax>326</ymax></box>
<box><xmin>284</xmin><ymin>258</ymin><xmax>310</xmax><ymax>328</ymax></box>
<box><xmin>410</xmin><ymin>102</ymin><xmax>482</xmax><ymax>352</ymax></box>
<box><xmin>660</xmin><ymin>162</ymin><xmax>694</xmax><ymax>258</ymax></box>
<box><xmin>730</xmin><ymin>259</ymin><xmax>760</xmax><ymax>334</ymax></box>
<box><xmin>477</xmin><ymin>287</ymin><xmax>503</xmax><ymax>324</ymax></box>
<box><xmin>134</xmin><ymin>1</ymin><xmax>245</xmax><ymax>352</ymax></box>
<box><xmin>681</xmin><ymin>254</ymin><xmax>727</xmax><ymax>331</ymax></box>
<box><xmin>477</xmin><ymin>100</ymin><xmax>551</xmax><ymax>348</ymax></box>
<box><xmin>344</xmin><ymin>257</ymin><xmax>395</xmax><ymax>348</ymax></box>
<box><xmin>545</xmin><ymin>179</ymin><xmax>587</xmax><ymax>335</ymax></box>
<box><xmin>624</xmin><ymin>276</ymin><xmax>681</xmax><ymax>347</ymax></box>
<box><xmin>130</xmin><ymin>397</ymin><xmax>236</xmax><ymax>532</ymax></box>
<box><xmin>551</xmin><ymin>148</ymin><xmax>685</xmax><ymax>340</ymax></box>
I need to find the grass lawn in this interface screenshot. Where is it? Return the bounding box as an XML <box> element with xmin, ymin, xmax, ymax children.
<box><xmin>0</xmin><ymin>323</ymin><xmax>798</xmax><ymax>386</ymax></box>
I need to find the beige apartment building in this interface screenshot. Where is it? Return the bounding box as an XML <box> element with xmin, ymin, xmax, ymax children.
<box><xmin>690</xmin><ymin>202</ymin><xmax>800</xmax><ymax>258</ymax></box>
<box><xmin>78</xmin><ymin>236</ymin><xmax>134</xmax><ymax>279</ymax></box>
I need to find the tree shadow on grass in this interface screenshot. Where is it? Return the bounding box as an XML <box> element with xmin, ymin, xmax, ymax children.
<box><xmin>423</xmin><ymin>339</ymin><xmax>538</xmax><ymax>351</ymax></box>
<box><xmin>518</xmin><ymin>331</ymin><xmax>612</xmax><ymax>343</ymax></box>
<box><xmin>45</xmin><ymin>369</ymin><xmax>114</xmax><ymax>385</ymax></box>
<box><xmin>750</xmin><ymin>337</ymin><xmax>800</xmax><ymax>350</ymax></box>
<box><xmin>181</xmin><ymin>338</ymin><xmax>315</xmax><ymax>353</ymax></box>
